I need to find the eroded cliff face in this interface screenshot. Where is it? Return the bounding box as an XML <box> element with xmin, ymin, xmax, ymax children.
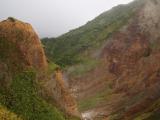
<box><xmin>54</xmin><ymin>69</ymin><xmax>80</xmax><ymax>117</ymax></box>
<box><xmin>69</xmin><ymin>0</ymin><xmax>160</xmax><ymax>119</ymax></box>
<box><xmin>102</xmin><ymin>0</ymin><xmax>160</xmax><ymax>93</ymax></box>
<box><xmin>41</xmin><ymin>68</ymin><xmax>81</xmax><ymax>118</ymax></box>
<box><xmin>0</xmin><ymin>18</ymin><xmax>48</xmax><ymax>72</ymax></box>
<box><xmin>0</xmin><ymin>18</ymin><xmax>80</xmax><ymax>119</ymax></box>
<box><xmin>101</xmin><ymin>0</ymin><xmax>160</xmax><ymax>119</ymax></box>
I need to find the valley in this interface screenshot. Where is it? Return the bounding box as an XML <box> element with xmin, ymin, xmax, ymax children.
<box><xmin>43</xmin><ymin>0</ymin><xmax>160</xmax><ymax>119</ymax></box>
<box><xmin>1</xmin><ymin>0</ymin><xmax>160</xmax><ymax>120</ymax></box>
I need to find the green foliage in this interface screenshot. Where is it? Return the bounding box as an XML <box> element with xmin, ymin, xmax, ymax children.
<box><xmin>0</xmin><ymin>70</ymin><xmax>65</xmax><ymax>120</ymax></box>
<box><xmin>42</xmin><ymin>1</ymin><xmax>139</xmax><ymax>67</ymax></box>
<box><xmin>67</xmin><ymin>58</ymin><xmax>99</xmax><ymax>77</ymax></box>
<box><xmin>0</xmin><ymin>104</ymin><xmax>22</xmax><ymax>120</ymax></box>
<box><xmin>48</xmin><ymin>62</ymin><xmax>59</xmax><ymax>74</ymax></box>
<box><xmin>8</xmin><ymin>17</ymin><xmax>16</xmax><ymax>22</ymax></box>
<box><xmin>78</xmin><ymin>94</ymin><xmax>104</xmax><ymax>112</ymax></box>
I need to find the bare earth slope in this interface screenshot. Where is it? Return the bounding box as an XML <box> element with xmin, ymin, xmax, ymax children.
<box><xmin>67</xmin><ymin>0</ymin><xmax>160</xmax><ymax>119</ymax></box>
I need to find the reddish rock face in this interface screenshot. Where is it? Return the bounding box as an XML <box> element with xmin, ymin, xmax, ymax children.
<box><xmin>102</xmin><ymin>1</ymin><xmax>160</xmax><ymax>118</ymax></box>
<box><xmin>0</xmin><ymin>18</ymin><xmax>48</xmax><ymax>72</ymax></box>
<box><xmin>54</xmin><ymin>69</ymin><xmax>81</xmax><ymax>117</ymax></box>
<box><xmin>101</xmin><ymin>0</ymin><xmax>160</xmax><ymax>93</ymax></box>
<box><xmin>102</xmin><ymin>32</ymin><xmax>150</xmax><ymax>76</ymax></box>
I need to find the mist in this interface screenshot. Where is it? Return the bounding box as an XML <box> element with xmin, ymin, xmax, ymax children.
<box><xmin>0</xmin><ymin>0</ymin><xmax>133</xmax><ymax>38</ymax></box>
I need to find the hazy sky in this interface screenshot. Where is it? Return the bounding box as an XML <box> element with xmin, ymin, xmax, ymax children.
<box><xmin>0</xmin><ymin>0</ymin><xmax>133</xmax><ymax>38</ymax></box>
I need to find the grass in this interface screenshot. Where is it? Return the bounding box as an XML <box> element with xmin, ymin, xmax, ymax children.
<box><xmin>0</xmin><ymin>70</ymin><xmax>65</xmax><ymax>120</ymax></box>
<box><xmin>67</xmin><ymin>58</ymin><xmax>100</xmax><ymax>77</ymax></box>
<box><xmin>0</xmin><ymin>104</ymin><xmax>22</xmax><ymax>120</ymax></box>
<box><xmin>48</xmin><ymin>62</ymin><xmax>59</xmax><ymax>74</ymax></box>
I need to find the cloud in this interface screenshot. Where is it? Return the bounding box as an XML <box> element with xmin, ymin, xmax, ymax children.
<box><xmin>0</xmin><ymin>0</ymin><xmax>133</xmax><ymax>38</ymax></box>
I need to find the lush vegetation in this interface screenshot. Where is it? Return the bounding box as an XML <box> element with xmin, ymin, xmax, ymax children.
<box><xmin>42</xmin><ymin>0</ymin><xmax>140</xmax><ymax>67</ymax></box>
<box><xmin>67</xmin><ymin>58</ymin><xmax>99</xmax><ymax>77</ymax></box>
<box><xmin>0</xmin><ymin>104</ymin><xmax>22</xmax><ymax>120</ymax></box>
<box><xmin>0</xmin><ymin>70</ymin><xmax>65</xmax><ymax>120</ymax></box>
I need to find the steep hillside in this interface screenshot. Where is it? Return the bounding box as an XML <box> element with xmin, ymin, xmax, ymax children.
<box><xmin>42</xmin><ymin>0</ymin><xmax>143</xmax><ymax>67</ymax></box>
<box><xmin>0</xmin><ymin>18</ymin><xmax>80</xmax><ymax>120</ymax></box>
<box><xmin>76</xmin><ymin>0</ymin><xmax>160</xmax><ymax>119</ymax></box>
<box><xmin>43</xmin><ymin>0</ymin><xmax>160</xmax><ymax>120</ymax></box>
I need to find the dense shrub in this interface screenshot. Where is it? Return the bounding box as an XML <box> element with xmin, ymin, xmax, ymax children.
<box><xmin>0</xmin><ymin>70</ymin><xmax>65</xmax><ymax>120</ymax></box>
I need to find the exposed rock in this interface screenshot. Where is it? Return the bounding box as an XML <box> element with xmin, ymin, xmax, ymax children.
<box><xmin>0</xmin><ymin>18</ymin><xmax>80</xmax><ymax>119</ymax></box>
<box><xmin>0</xmin><ymin>18</ymin><xmax>48</xmax><ymax>72</ymax></box>
<box><xmin>69</xmin><ymin>0</ymin><xmax>160</xmax><ymax>119</ymax></box>
<box><xmin>54</xmin><ymin>69</ymin><xmax>80</xmax><ymax>117</ymax></box>
<box><xmin>100</xmin><ymin>0</ymin><xmax>160</xmax><ymax>119</ymax></box>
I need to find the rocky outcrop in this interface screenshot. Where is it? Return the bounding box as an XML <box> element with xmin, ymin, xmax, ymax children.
<box><xmin>99</xmin><ymin>0</ymin><xmax>160</xmax><ymax>119</ymax></box>
<box><xmin>0</xmin><ymin>104</ymin><xmax>22</xmax><ymax>120</ymax></box>
<box><xmin>0</xmin><ymin>18</ymin><xmax>80</xmax><ymax>119</ymax></box>
<box><xmin>102</xmin><ymin>0</ymin><xmax>160</xmax><ymax>94</ymax></box>
<box><xmin>0</xmin><ymin>17</ymin><xmax>48</xmax><ymax>72</ymax></box>
<box><xmin>54</xmin><ymin>69</ymin><xmax>80</xmax><ymax>117</ymax></box>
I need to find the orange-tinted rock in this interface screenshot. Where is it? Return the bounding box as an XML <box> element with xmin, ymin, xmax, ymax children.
<box><xmin>0</xmin><ymin>18</ymin><xmax>80</xmax><ymax>118</ymax></box>
<box><xmin>0</xmin><ymin>18</ymin><xmax>48</xmax><ymax>72</ymax></box>
<box><xmin>54</xmin><ymin>69</ymin><xmax>80</xmax><ymax>117</ymax></box>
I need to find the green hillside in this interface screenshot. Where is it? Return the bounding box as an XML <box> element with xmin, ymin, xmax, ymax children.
<box><xmin>0</xmin><ymin>70</ymin><xmax>65</xmax><ymax>120</ymax></box>
<box><xmin>42</xmin><ymin>0</ymin><xmax>143</xmax><ymax>67</ymax></box>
